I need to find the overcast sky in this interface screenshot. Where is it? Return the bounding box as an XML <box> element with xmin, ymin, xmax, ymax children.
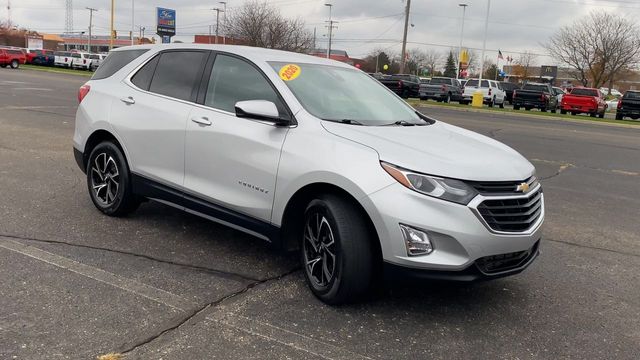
<box><xmin>7</xmin><ymin>0</ymin><xmax>640</xmax><ymax>66</ymax></box>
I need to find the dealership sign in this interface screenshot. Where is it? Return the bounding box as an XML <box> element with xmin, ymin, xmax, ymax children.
<box><xmin>26</xmin><ymin>36</ymin><xmax>44</xmax><ymax>50</ymax></box>
<box><xmin>156</xmin><ymin>7</ymin><xmax>176</xmax><ymax>37</ymax></box>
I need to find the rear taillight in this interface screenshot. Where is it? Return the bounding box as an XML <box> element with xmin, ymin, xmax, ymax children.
<box><xmin>488</xmin><ymin>88</ymin><xmax>492</xmax><ymax>96</ymax></box>
<box><xmin>78</xmin><ymin>84</ymin><xmax>90</xmax><ymax>103</ymax></box>
<box><xmin>513</xmin><ymin>90</ymin><xmax>517</xmax><ymax>97</ymax></box>
<box><xmin>617</xmin><ymin>100</ymin><xmax>622</xmax><ymax>109</ymax></box>
<box><xmin>398</xmin><ymin>80</ymin><xmax>403</xmax><ymax>88</ymax></box>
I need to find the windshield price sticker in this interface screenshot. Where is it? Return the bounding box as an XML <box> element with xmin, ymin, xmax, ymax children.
<box><xmin>279</xmin><ymin>64</ymin><xmax>301</xmax><ymax>81</ymax></box>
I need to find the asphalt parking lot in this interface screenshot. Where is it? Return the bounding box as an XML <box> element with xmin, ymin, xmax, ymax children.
<box><xmin>1</xmin><ymin>68</ymin><xmax>639</xmax><ymax>359</ymax></box>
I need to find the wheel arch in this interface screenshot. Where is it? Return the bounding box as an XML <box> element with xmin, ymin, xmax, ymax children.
<box><xmin>82</xmin><ymin>129</ymin><xmax>129</xmax><ymax>171</ymax></box>
<box><xmin>279</xmin><ymin>182</ymin><xmax>382</xmax><ymax>263</ymax></box>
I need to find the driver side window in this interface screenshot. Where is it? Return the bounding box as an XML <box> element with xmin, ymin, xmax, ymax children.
<box><xmin>205</xmin><ymin>54</ymin><xmax>286</xmax><ymax>117</ymax></box>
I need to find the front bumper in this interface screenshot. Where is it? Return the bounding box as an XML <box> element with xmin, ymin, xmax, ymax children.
<box><xmin>364</xmin><ymin>182</ymin><xmax>543</xmax><ymax>275</ymax></box>
<box><xmin>385</xmin><ymin>240</ymin><xmax>539</xmax><ymax>281</ymax></box>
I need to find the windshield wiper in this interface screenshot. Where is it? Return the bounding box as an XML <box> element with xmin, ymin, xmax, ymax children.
<box><xmin>383</xmin><ymin>120</ymin><xmax>424</xmax><ymax>126</ymax></box>
<box><xmin>322</xmin><ymin>118</ymin><xmax>365</xmax><ymax>125</ymax></box>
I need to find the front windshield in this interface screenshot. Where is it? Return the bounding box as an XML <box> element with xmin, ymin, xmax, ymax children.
<box><xmin>269</xmin><ymin>62</ymin><xmax>422</xmax><ymax>125</ymax></box>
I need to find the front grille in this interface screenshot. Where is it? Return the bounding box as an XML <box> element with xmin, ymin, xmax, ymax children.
<box><xmin>476</xmin><ymin>241</ymin><xmax>539</xmax><ymax>274</ymax></box>
<box><xmin>477</xmin><ymin>188</ymin><xmax>543</xmax><ymax>232</ymax></box>
<box><xmin>470</xmin><ymin>176</ymin><xmax>538</xmax><ymax>195</ymax></box>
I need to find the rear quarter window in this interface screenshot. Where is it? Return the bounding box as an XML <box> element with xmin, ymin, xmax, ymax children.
<box><xmin>92</xmin><ymin>49</ymin><xmax>149</xmax><ymax>80</ymax></box>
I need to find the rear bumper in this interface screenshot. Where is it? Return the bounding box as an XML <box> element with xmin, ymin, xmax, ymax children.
<box><xmin>385</xmin><ymin>240</ymin><xmax>540</xmax><ymax>282</ymax></box>
<box><xmin>561</xmin><ymin>104</ymin><xmax>597</xmax><ymax>113</ymax></box>
<box><xmin>73</xmin><ymin>147</ymin><xmax>86</xmax><ymax>173</ymax></box>
<box><xmin>513</xmin><ymin>99</ymin><xmax>547</xmax><ymax>108</ymax></box>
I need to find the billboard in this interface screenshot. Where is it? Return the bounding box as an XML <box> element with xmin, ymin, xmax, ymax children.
<box><xmin>27</xmin><ymin>36</ymin><xmax>44</xmax><ymax>50</ymax></box>
<box><xmin>541</xmin><ymin>65</ymin><xmax>558</xmax><ymax>79</ymax></box>
<box><xmin>157</xmin><ymin>7</ymin><xmax>176</xmax><ymax>37</ymax></box>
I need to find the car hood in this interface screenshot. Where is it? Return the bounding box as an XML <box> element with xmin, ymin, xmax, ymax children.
<box><xmin>322</xmin><ymin>120</ymin><xmax>534</xmax><ymax>181</ymax></box>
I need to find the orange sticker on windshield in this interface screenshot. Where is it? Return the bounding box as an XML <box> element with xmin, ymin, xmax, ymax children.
<box><xmin>279</xmin><ymin>64</ymin><xmax>301</xmax><ymax>81</ymax></box>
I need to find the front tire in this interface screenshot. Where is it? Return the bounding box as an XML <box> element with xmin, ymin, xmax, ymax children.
<box><xmin>301</xmin><ymin>195</ymin><xmax>374</xmax><ymax>304</ymax></box>
<box><xmin>87</xmin><ymin>141</ymin><xmax>140</xmax><ymax>217</ymax></box>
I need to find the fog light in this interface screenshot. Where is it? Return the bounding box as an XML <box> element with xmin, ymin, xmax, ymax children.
<box><xmin>399</xmin><ymin>224</ymin><xmax>433</xmax><ymax>256</ymax></box>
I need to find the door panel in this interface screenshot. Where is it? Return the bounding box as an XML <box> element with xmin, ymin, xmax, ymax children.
<box><xmin>184</xmin><ymin>110</ymin><xmax>288</xmax><ymax>221</ymax></box>
<box><xmin>184</xmin><ymin>53</ymin><xmax>290</xmax><ymax>222</ymax></box>
<box><xmin>109</xmin><ymin>50</ymin><xmax>208</xmax><ymax>188</ymax></box>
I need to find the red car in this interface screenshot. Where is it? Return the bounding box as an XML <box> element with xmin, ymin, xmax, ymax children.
<box><xmin>560</xmin><ymin>87</ymin><xmax>607</xmax><ymax>118</ymax></box>
<box><xmin>0</xmin><ymin>48</ymin><xmax>27</xmax><ymax>69</ymax></box>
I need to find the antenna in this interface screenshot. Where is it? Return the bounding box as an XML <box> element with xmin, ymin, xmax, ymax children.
<box><xmin>65</xmin><ymin>0</ymin><xmax>73</xmax><ymax>33</ymax></box>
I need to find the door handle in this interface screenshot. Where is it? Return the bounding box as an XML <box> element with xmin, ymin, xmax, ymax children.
<box><xmin>120</xmin><ymin>96</ymin><xmax>135</xmax><ymax>105</ymax></box>
<box><xmin>191</xmin><ymin>116</ymin><xmax>212</xmax><ymax>126</ymax></box>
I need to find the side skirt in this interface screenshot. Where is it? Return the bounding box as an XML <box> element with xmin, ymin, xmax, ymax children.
<box><xmin>131</xmin><ymin>173</ymin><xmax>282</xmax><ymax>247</ymax></box>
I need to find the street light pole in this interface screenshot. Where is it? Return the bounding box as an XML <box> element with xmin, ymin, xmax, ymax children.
<box><xmin>455</xmin><ymin>3</ymin><xmax>468</xmax><ymax>80</ymax></box>
<box><xmin>109</xmin><ymin>0</ymin><xmax>115</xmax><ymax>50</ymax></box>
<box><xmin>131</xmin><ymin>0</ymin><xmax>134</xmax><ymax>45</ymax></box>
<box><xmin>399</xmin><ymin>0</ymin><xmax>412</xmax><ymax>74</ymax></box>
<box><xmin>86</xmin><ymin>7</ymin><xmax>97</xmax><ymax>53</ymax></box>
<box><xmin>478</xmin><ymin>0</ymin><xmax>491</xmax><ymax>85</ymax></box>
<box><xmin>212</xmin><ymin>8</ymin><xmax>223</xmax><ymax>44</ymax></box>
<box><xmin>219</xmin><ymin>1</ymin><xmax>227</xmax><ymax>44</ymax></box>
<box><xmin>325</xmin><ymin>3</ymin><xmax>333</xmax><ymax>59</ymax></box>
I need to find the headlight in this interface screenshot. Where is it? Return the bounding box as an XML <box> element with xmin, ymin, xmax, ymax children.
<box><xmin>381</xmin><ymin>162</ymin><xmax>478</xmax><ymax>205</ymax></box>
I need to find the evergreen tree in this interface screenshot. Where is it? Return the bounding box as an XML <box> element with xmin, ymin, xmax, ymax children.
<box><xmin>443</xmin><ymin>51</ymin><xmax>457</xmax><ymax>78</ymax></box>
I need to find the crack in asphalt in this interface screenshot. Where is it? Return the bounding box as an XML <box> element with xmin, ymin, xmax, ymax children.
<box><xmin>488</xmin><ymin>128</ymin><xmax>503</xmax><ymax>139</ymax></box>
<box><xmin>119</xmin><ymin>267</ymin><xmax>301</xmax><ymax>356</ymax></box>
<box><xmin>532</xmin><ymin>158</ymin><xmax>639</xmax><ymax>179</ymax></box>
<box><xmin>545</xmin><ymin>238</ymin><xmax>640</xmax><ymax>258</ymax></box>
<box><xmin>0</xmin><ymin>233</ymin><xmax>262</xmax><ymax>283</ymax></box>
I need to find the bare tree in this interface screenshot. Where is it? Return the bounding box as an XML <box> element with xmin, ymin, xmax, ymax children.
<box><xmin>511</xmin><ymin>51</ymin><xmax>538</xmax><ymax>80</ymax></box>
<box><xmin>406</xmin><ymin>49</ymin><xmax>428</xmax><ymax>74</ymax></box>
<box><xmin>545</xmin><ymin>11</ymin><xmax>640</xmax><ymax>88</ymax></box>
<box><xmin>423</xmin><ymin>50</ymin><xmax>441</xmax><ymax>76</ymax></box>
<box><xmin>224</xmin><ymin>1</ymin><xmax>314</xmax><ymax>53</ymax></box>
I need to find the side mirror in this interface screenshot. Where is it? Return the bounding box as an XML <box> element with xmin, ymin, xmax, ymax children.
<box><xmin>235</xmin><ymin>100</ymin><xmax>288</xmax><ymax>125</ymax></box>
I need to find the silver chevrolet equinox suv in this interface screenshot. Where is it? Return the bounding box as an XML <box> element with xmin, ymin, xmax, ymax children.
<box><xmin>73</xmin><ymin>44</ymin><xmax>543</xmax><ymax>304</ymax></box>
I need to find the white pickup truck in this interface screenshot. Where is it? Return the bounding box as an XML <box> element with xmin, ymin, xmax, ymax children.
<box><xmin>461</xmin><ymin>79</ymin><xmax>506</xmax><ymax>108</ymax></box>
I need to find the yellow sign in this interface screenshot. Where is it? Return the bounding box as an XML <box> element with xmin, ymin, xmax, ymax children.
<box><xmin>279</xmin><ymin>64</ymin><xmax>301</xmax><ymax>81</ymax></box>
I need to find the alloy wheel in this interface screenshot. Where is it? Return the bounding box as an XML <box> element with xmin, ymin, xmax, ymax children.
<box><xmin>90</xmin><ymin>152</ymin><xmax>120</xmax><ymax>206</ymax></box>
<box><xmin>303</xmin><ymin>212</ymin><xmax>337</xmax><ymax>288</ymax></box>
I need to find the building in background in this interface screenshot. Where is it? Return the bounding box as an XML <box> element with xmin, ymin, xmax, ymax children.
<box><xmin>193</xmin><ymin>35</ymin><xmax>246</xmax><ymax>45</ymax></box>
<box><xmin>60</xmin><ymin>35</ymin><xmax>153</xmax><ymax>53</ymax></box>
<box><xmin>309</xmin><ymin>49</ymin><xmax>365</xmax><ymax>68</ymax></box>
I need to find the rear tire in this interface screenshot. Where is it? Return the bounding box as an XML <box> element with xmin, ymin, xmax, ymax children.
<box><xmin>560</xmin><ymin>109</ymin><xmax>567</xmax><ymax>115</ymax></box>
<box><xmin>590</xmin><ymin>112</ymin><xmax>596</xmax><ymax>118</ymax></box>
<box><xmin>571</xmin><ymin>112</ymin><xmax>577</xmax><ymax>116</ymax></box>
<box><xmin>10</xmin><ymin>60</ymin><xmax>18</xmax><ymax>69</ymax></box>
<box><xmin>445</xmin><ymin>94</ymin><xmax>451</xmax><ymax>103</ymax></box>
<box><xmin>301</xmin><ymin>195</ymin><xmax>374</xmax><ymax>305</ymax></box>
<box><xmin>598</xmin><ymin>111</ymin><xmax>605</xmax><ymax>119</ymax></box>
<box><xmin>87</xmin><ymin>141</ymin><xmax>141</xmax><ymax>217</ymax></box>
<box><xmin>615</xmin><ymin>114</ymin><xmax>623</xmax><ymax>120</ymax></box>
<box><xmin>499</xmin><ymin>101</ymin><xmax>504</xmax><ymax>109</ymax></box>
<box><xmin>513</xmin><ymin>105</ymin><xmax>520</xmax><ymax>110</ymax></box>
<box><xmin>525</xmin><ymin>107</ymin><xmax>531</xmax><ymax>111</ymax></box>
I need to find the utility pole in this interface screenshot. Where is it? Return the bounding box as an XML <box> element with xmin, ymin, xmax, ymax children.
<box><xmin>86</xmin><ymin>7</ymin><xmax>97</xmax><ymax>53</ymax></box>
<box><xmin>313</xmin><ymin>27</ymin><xmax>316</xmax><ymax>50</ymax></box>
<box><xmin>399</xmin><ymin>0</ymin><xmax>411</xmax><ymax>74</ymax></box>
<box><xmin>131</xmin><ymin>0</ymin><xmax>134</xmax><ymax>45</ymax></box>
<box><xmin>110</xmin><ymin>0</ymin><xmax>115</xmax><ymax>50</ymax></box>
<box><xmin>6</xmin><ymin>0</ymin><xmax>10</xmax><ymax>27</ymax></box>
<box><xmin>455</xmin><ymin>3</ymin><xmax>468</xmax><ymax>80</ymax></box>
<box><xmin>478</xmin><ymin>0</ymin><xmax>491</xmax><ymax>85</ymax></box>
<box><xmin>212</xmin><ymin>8</ymin><xmax>224</xmax><ymax>44</ymax></box>
<box><xmin>138</xmin><ymin>26</ymin><xmax>145</xmax><ymax>44</ymax></box>
<box><xmin>324</xmin><ymin>3</ymin><xmax>334</xmax><ymax>59</ymax></box>
<box><xmin>219</xmin><ymin>1</ymin><xmax>227</xmax><ymax>44</ymax></box>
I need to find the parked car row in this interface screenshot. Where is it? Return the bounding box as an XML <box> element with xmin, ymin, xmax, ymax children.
<box><xmin>53</xmin><ymin>51</ymin><xmax>106</xmax><ymax>71</ymax></box>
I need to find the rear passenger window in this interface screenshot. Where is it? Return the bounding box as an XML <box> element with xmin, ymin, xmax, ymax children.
<box><xmin>131</xmin><ymin>55</ymin><xmax>159</xmax><ymax>91</ymax></box>
<box><xmin>92</xmin><ymin>49</ymin><xmax>149</xmax><ymax>80</ymax></box>
<box><xmin>148</xmin><ymin>51</ymin><xmax>207</xmax><ymax>102</ymax></box>
<box><xmin>205</xmin><ymin>54</ymin><xmax>285</xmax><ymax>115</ymax></box>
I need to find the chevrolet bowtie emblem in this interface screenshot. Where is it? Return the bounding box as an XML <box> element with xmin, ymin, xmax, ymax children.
<box><xmin>516</xmin><ymin>182</ymin><xmax>530</xmax><ymax>193</ymax></box>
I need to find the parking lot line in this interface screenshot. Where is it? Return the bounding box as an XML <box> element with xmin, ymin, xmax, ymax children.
<box><xmin>209</xmin><ymin>314</ymin><xmax>373</xmax><ymax>360</ymax></box>
<box><xmin>0</xmin><ymin>236</ymin><xmax>198</xmax><ymax>312</ymax></box>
